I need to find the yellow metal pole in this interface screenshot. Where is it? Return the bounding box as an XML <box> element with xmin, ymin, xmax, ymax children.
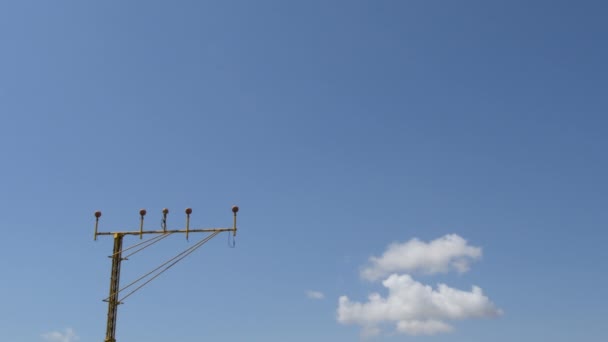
<box><xmin>105</xmin><ymin>233</ymin><xmax>124</xmax><ymax>342</ymax></box>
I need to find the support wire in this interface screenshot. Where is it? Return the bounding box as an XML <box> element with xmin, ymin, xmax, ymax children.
<box><xmin>122</xmin><ymin>232</ymin><xmax>173</xmax><ymax>259</ymax></box>
<box><xmin>103</xmin><ymin>231</ymin><xmax>221</xmax><ymax>302</ymax></box>
<box><xmin>111</xmin><ymin>233</ymin><xmax>168</xmax><ymax>257</ymax></box>
<box><xmin>118</xmin><ymin>231</ymin><xmax>221</xmax><ymax>302</ymax></box>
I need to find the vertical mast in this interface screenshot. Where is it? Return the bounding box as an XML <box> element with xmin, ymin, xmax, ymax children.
<box><xmin>105</xmin><ymin>233</ymin><xmax>124</xmax><ymax>342</ymax></box>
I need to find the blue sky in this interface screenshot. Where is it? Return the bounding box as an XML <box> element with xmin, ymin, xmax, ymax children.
<box><xmin>1</xmin><ymin>1</ymin><xmax>607</xmax><ymax>341</ymax></box>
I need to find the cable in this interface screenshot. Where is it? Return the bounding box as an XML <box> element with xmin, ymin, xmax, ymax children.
<box><xmin>111</xmin><ymin>233</ymin><xmax>167</xmax><ymax>257</ymax></box>
<box><xmin>227</xmin><ymin>230</ymin><xmax>236</xmax><ymax>248</ymax></box>
<box><xmin>104</xmin><ymin>231</ymin><xmax>221</xmax><ymax>302</ymax></box>
<box><xmin>122</xmin><ymin>232</ymin><xmax>173</xmax><ymax>259</ymax></box>
<box><xmin>118</xmin><ymin>231</ymin><xmax>221</xmax><ymax>302</ymax></box>
<box><xmin>111</xmin><ymin>232</ymin><xmax>217</xmax><ymax>299</ymax></box>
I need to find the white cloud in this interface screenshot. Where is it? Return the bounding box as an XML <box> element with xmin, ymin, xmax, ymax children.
<box><xmin>396</xmin><ymin>319</ymin><xmax>453</xmax><ymax>335</ymax></box>
<box><xmin>306</xmin><ymin>290</ymin><xmax>325</xmax><ymax>300</ymax></box>
<box><xmin>337</xmin><ymin>274</ymin><xmax>501</xmax><ymax>336</ymax></box>
<box><xmin>41</xmin><ymin>328</ymin><xmax>79</xmax><ymax>342</ymax></box>
<box><xmin>361</xmin><ymin>325</ymin><xmax>382</xmax><ymax>338</ymax></box>
<box><xmin>361</xmin><ymin>234</ymin><xmax>482</xmax><ymax>281</ymax></box>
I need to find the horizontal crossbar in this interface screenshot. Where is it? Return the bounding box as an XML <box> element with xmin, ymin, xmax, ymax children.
<box><xmin>96</xmin><ymin>228</ymin><xmax>234</xmax><ymax>236</ymax></box>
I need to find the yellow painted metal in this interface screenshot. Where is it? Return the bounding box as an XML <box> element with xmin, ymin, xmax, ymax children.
<box><xmin>96</xmin><ymin>228</ymin><xmax>233</xmax><ymax>236</ymax></box>
<box><xmin>105</xmin><ymin>233</ymin><xmax>124</xmax><ymax>342</ymax></box>
<box><xmin>94</xmin><ymin>207</ymin><xmax>239</xmax><ymax>342</ymax></box>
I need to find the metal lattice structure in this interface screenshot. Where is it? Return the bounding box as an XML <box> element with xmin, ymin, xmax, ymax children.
<box><xmin>93</xmin><ymin>206</ymin><xmax>239</xmax><ymax>342</ymax></box>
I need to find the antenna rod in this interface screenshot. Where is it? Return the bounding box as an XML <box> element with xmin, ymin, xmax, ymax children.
<box><xmin>185</xmin><ymin>208</ymin><xmax>192</xmax><ymax>241</ymax></box>
<box><xmin>139</xmin><ymin>209</ymin><xmax>146</xmax><ymax>239</ymax></box>
<box><xmin>162</xmin><ymin>208</ymin><xmax>169</xmax><ymax>233</ymax></box>
<box><xmin>94</xmin><ymin>211</ymin><xmax>102</xmax><ymax>241</ymax></box>
<box><xmin>232</xmin><ymin>205</ymin><xmax>239</xmax><ymax>236</ymax></box>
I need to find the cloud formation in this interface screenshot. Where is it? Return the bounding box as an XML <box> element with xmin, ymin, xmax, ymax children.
<box><xmin>306</xmin><ymin>290</ymin><xmax>325</xmax><ymax>300</ymax></box>
<box><xmin>361</xmin><ymin>234</ymin><xmax>482</xmax><ymax>281</ymax></box>
<box><xmin>338</xmin><ymin>274</ymin><xmax>501</xmax><ymax>336</ymax></box>
<box><xmin>41</xmin><ymin>328</ymin><xmax>79</xmax><ymax>342</ymax></box>
<box><xmin>338</xmin><ymin>234</ymin><xmax>500</xmax><ymax>336</ymax></box>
